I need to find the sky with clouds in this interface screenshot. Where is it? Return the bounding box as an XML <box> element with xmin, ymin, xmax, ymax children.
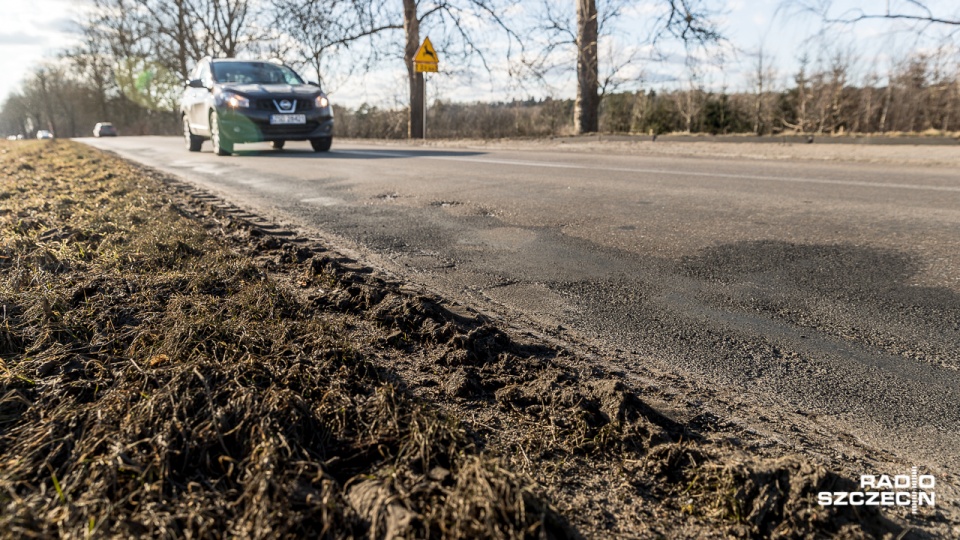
<box><xmin>1</xmin><ymin>0</ymin><xmax>83</xmax><ymax>100</ymax></box>
<box><xmin>1</xmin><ymin>0</ymin><xmax>957</xmax><ymax>109</ymax></box>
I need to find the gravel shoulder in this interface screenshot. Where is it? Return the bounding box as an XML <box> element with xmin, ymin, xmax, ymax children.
<box><xmin>342</xmin><ymin>136</ymin><xmax>960</xmax><ymax>168</ymax></box>
<box><xmin>2</xmin><ymin>140</ymin><xmax>954</xmax><ymax>538</ymax></box>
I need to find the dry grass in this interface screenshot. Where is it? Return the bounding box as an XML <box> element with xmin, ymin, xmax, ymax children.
<box><xmin>0</xmin><ymin>140</ymin><xmax>914</xmax><ymax>538</ymax></box>
<box><xmin>0</xmin><ymin>141</ymin><xmax>569</xmax><ymax>539</ymax></box>
<box><xmin>679</xmin><ymin>456</ymin><xmax>896</xmax><ymax>539</ymax></box>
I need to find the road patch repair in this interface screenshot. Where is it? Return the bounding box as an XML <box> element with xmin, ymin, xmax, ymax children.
<box><xmin>0</xmin><ymin>140</ymin><xmax>943</xmax><ymax>537</ymax></box>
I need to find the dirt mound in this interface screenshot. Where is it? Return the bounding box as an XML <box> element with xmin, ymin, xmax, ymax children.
<box><xmin>277</xmin><ymin>230</ymin><xmax>910</xmax><ymax>538</ymax></box>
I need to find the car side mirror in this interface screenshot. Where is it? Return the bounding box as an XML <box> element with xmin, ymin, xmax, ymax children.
<box><xmin>308</xmin><ymin>81</ymin><xmax>319</xmax><ymax>87</ymax></box>
<box><xmin>188</xmin><ymin>79</ymin><xmax>205</xmax><ymax>89</ymax></box>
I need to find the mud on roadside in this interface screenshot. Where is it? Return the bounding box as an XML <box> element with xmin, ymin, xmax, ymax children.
<box><xmin>0</xmin><ymin>140</ymin><xmax>933</xmax><ymax>538</ymax></box>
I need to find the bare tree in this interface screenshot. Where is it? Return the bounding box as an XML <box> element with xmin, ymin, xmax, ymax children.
<box><xmin>85</xmin><ymin>0</ymin><xmax>186</xmax><ymax>115</ymax></box>
<box><xmin>63</xmin><ymin>34</ymin><xmax>115</xmax><ymax>121</ymax></box>
<box><xmin>749</xmin><ymin>45</ymin><xmax>777</xmax><ymax>135</ymax></box>
<box><xmin>672</xmin><ymin>65</ymin><xmax>703</xmax><ymax>133</ymax></box>
<box><xmin>395</xmin><ymin>0</ymin><xmax>520</xmax><ymax>138</ymax></box>
<box><xmin>136</xmin><ymin>0</ymin><xmax>206</xmax><ymax>80</ymax></box>
<box><xmin>794</xmin><ymin>0</ymin><xmax>960</xmax><ymax>28</ymax></box>
<box><xmin>403</xmin><ymin>0</ymin><xmax>425</xmax><ymax>138</ymax></box>
<box><xmin>781</xmin><ymin>53</ymin><xmax>810</xmax><ymax>133</ymax></box>
<box><xmin>272</xmin><ymin>0</ymin><xmax>397</xmax><ymax>90</ymax></box>
<box><xmin>0</xmin><ymin>94</ymin><xmax>32</xmax><ymax>137</ymax></box>
<box><xmin>203</xmin><ymin>0</ymin><xmax>255</xmax><ymax>57</ymax></box>
<box><xmin>90</xmin><ymin>0</ymin><xmax>262</xmax><ymax>84</ymax></box>
<box><xmin>32</xmin><ymin>69</ymin><xmax>60</xmax><ymax>135</ymax></box>
<box><xmin>878</xmin><ymin>63</ymin><xmax>895</xmax><ymax>133</ymax></box>
<box><xmin>575</xmin><ymin>0</ymin><xmax>600</xmax><ymax>134</ymax></box>
<box><xmin>856</xmin><ymin>69</ymin><xmax>880</xmax><ymax>133</ymax></box>
<box><xmin>825</xmin><ymin>50</ymin><xmax>853</xmax><ymax>133</ymax></box>
<box><xmin>527</xmin><ymin>0</ymin><xmax>721</xmax><ymax>134</ymax></box>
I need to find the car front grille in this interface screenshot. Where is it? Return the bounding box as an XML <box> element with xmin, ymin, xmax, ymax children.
<box><xmin>258</xmin><ymin>122</ymin><xmax>321</xmax><ymax>138</ymax></box>
<box><xmin>255</xmin><ymin>99</ymin><xmax>315</xmax><ymax>112</ymax></box>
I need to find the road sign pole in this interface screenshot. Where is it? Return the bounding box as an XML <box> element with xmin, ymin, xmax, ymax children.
<box><xmin>423</xmin><ymin>73</ymin><xmax>427</xmax><ymax>140</ymax></box>
<box><xmin>413</xmin><ymin>37</ymin><xmax>439</xmax><ymax>141</ymax></box>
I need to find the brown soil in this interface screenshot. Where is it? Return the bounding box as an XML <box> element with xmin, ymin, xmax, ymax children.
<box><xmin>0</xmin><ymin>140</ymin><xmax>937</xmax><ymax>538</ymax></box>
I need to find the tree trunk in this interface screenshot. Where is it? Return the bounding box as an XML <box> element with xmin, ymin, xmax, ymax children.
<box><xmin>36</xmin><ymin>71</ymin><xmax>58</xmax><ymax>136</ymax></box>
<box><xmin>404</xmin><ymin>0</ymin><xmax>423</xmax><ymax>139</ymax></box>
<box><xmin>91</xmin><ymin>55</ymin><xmax>109</xmax><ymax>120</ymax></box>
<box><xmin>879</xmin><ymin>84</ymin><xmax>892</xmax><ymax>133</ymax></box>
<box><xmin>575</xmin><ymin>0</ymin><xmax>599</xmax><ymax>134</ymax></box>
<box><xmin>795</xmin><ymin>61</ymin><xmax>808</xmax><ymax>133</ymax></box>
<box><xmin>753</xmin><ymin>47</ymin><xmax>765</xmax><ymax>136</ymax></box>
<box><xmin>176</xmin><ymin>0</ymin><xmax>189</xmax><ymax>81</ymax></box>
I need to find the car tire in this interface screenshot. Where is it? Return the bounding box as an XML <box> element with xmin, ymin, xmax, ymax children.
<box><xmin>271</xmin><ymin>140</ymin><xmax>285</xmax><ymax>150</ymax></box>
<box><xmin>310</xmin><ymin>137</ymin><xmax>332</xmax><ymax>152</ymax></box>
<box><xmin>210</xmin><ymin>111</ymin><xmax>233</xmax><ymax>156</ymax></box>
<box><xmin>183</xmin><ymin>116</ymin><xmax>203</xmax><ymax>152</ymax></box>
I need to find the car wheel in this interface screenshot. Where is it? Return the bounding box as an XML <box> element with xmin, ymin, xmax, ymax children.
<box><xmin>271</xmin><ymin>140</ymin><xmax>285</xmax><ymax>150</ymax></box>
<box><xmin>210</xmin><ymin>111</ymin><xmax>233</xmax><ymax>156</ymax></box>
<box><xmin>183</xmin><ymin>116</ymin><xmax>203</xmax><ymax>152</ymax></box>
<box><xmin>310</xmin><ymin>137</ymin><xmax>332</xmax><ymax>152</ymax></box>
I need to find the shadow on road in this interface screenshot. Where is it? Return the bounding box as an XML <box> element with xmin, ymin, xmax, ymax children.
<box><xmin>680</xmin><ymin>240</ymin><xmax>927</xmax><ymax>300</ymax></box>
<box><xmin>679</xmin><ymin>239</ymin><xmax>960</xmax><ymax>369</ymax></box>
<box><xmin>231</xmin><ymin>148</ymin><xmax>487</xmax><ymax>159</ymax></box>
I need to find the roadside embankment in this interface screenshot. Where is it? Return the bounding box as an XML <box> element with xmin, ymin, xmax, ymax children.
<box><xmin>0</xmin><ymin>140</ymin><xmax>926</xmax><ymax>538</ymax></box>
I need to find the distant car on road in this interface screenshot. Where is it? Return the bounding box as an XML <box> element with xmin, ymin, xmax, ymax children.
<box><xmin>36</xmin><ymin>130</ymin><xmax>54</xmax><ymax>139</ymax></box>
<box><xmin>180</xmin><ymin>58</ymin><xmax>334</xmax><ymax>156</ymax></box>
<box><xmin>94</xmin><ymin>122</ymin><xmax>118</xmax><ymax>137</ymax></box>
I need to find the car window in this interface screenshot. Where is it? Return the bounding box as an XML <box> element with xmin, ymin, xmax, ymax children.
<box><xmin>211</xmin><ymin>62</ymin><xmax>303</xmax><ymax>85</ymax></box>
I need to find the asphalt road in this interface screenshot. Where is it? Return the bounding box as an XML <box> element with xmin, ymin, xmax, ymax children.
<box><xmin>81</xmin><ymin>136</ymin><xmax>960</xmax><ymax>476</ymax></box>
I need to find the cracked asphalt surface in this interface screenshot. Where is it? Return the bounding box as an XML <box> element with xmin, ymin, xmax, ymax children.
<box><xmin>82</xmin><ymin>136</ymin><xmax>960</xmax><ymax>481</ymax></box>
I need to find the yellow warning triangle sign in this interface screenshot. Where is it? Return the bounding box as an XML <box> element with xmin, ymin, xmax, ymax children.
<box><xmin>414</xmin><ymin>37</ymin><xmax>439</xmax><ymax>65</ymax></box>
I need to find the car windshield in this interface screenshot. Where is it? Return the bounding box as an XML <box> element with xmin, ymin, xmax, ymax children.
<box><xmin>211</xmin><ymin>62</ymin><xmax>303</xmax><ymax>85</ymax></box>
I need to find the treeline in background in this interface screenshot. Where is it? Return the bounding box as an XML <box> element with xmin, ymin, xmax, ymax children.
<box><xmin>338</xmin><ymin>48</ymin><xmax>960</xmax><ymax>139</ymax></box>
<box><xmin>2</xmin><ymin>0</ymin><xmax>958</xmax><ymax>140</ymax></box>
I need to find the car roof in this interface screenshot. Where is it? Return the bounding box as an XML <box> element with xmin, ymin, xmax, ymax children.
<box><xmin>210</xmin><ymin>58</ymin><xmax>272</xmax><ymax>63</ymax></box>
<box><xmin>209</xmin><ymin>58</ymin><xmax>286</xmax><ymax>66</ymax></box>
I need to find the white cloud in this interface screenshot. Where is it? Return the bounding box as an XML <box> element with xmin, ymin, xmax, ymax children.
<box><xmin>0</xmin><ymin>0</ymin><xmax>82</xmax><ymax>100</ymax></box>
<box><xmin>0</xmin><ymin>33</ymin><xmax>48</xmax><ymax>46</ymax></box>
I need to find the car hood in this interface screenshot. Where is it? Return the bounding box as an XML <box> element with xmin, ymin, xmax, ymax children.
<box><xmin>219</xmin><ymin>83</ymin><xmax>322</xmax><ymax>98</ymax></box>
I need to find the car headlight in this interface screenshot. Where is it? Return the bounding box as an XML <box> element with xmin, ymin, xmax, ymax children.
<box><xmin>315</xmin><ymin>95</ymin><xmax>329</xmax><ymax>108</ymax></box>
<box><xmin>218</xmin><ymin>91</ymin><xmax>250</xmax><ymax>109</ymax></box>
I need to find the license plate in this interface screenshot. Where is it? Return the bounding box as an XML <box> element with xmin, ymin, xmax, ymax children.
<box><xmin>270</xmin><ymin>114</ymin><xmax>306</xmax><ymax>125</ymax></box>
